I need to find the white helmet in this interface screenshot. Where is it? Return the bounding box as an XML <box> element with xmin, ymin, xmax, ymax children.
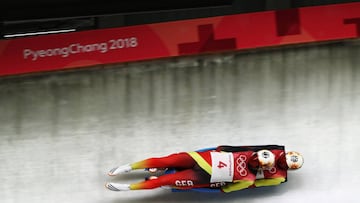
<box><xmin>286</xmin><ymin>151</ymin><xmax>304</xmax><ymax>169</ymax></box>
<box><xmin>257</xmin><ymin>149</ymin><xmax>275</xmax><ymax>168</ymax></box>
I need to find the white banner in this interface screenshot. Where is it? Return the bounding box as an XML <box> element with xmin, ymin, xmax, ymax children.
<box><xmin>210</xmin><ymin>152</ymin><xmax>234</xmax><ymax>183</ymax></box>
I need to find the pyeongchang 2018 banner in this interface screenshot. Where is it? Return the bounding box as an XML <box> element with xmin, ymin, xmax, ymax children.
<box><xmin>1</xmin><ymin>2</ymin><xmax>360</xmax><ymax>76</ymax></box>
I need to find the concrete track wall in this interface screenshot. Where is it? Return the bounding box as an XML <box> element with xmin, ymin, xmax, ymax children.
<box><xmin>1</xmin><ymin>41</ymin><xmax>360</xmax><ymax>202</ymax></box>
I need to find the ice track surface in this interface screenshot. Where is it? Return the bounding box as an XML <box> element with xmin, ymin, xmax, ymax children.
<box><xmin>1</xmin><ymin>41</ymin><xmax>360</xmax><ymax>203</ymax></box>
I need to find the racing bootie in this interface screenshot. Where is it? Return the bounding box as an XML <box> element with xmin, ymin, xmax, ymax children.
<box><xmin>108</xmin><ymin>164</ymin><xmax>132</xmax><ymax>176</ymax></box>
<box><xmin>105</xmin><ymin>183</ymin><xmax>131</xmax><ymax>191</ymax></box>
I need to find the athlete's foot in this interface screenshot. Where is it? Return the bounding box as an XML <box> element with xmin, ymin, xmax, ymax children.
<box><xmin>108</xmin><ymin>164</ymin><xmax>132</xmax><ymax>176</ymax></box>
<box><xmin>105</xmin><ymin>182</ymin><xmax>131</xmax><ymax>191</ymax></box>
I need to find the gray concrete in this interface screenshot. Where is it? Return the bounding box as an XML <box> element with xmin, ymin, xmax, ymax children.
<box><xmin>1</xmin><ymin>41</ymin><xmax>360</xmax><ymax>203</ymax></box>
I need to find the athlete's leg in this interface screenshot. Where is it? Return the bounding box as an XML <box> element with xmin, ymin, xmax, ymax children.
<box><xmin>130</xmin><ymin>167</ymin><xmax>211</xmax><ymax>190</ymax></box>
<box><xmin>131</xmin><ymin>152</ymin><xmax>196</xmax><ymax>169</ymax></box>
<box><xmin>108</xmin><ymin>152</ymin><xmax>196</xmax><ymax>176</ymax></box>
<box><xmin>108</xmin><ymin>150</ymin><xmax>212</xmax><ymax>176</ymax></box>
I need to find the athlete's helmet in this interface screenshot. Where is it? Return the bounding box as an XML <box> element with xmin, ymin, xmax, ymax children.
<box><xmin>257</xmin><ymin>149</ymin><xmax>275</xmax><ymax>168</ymax></box>
<box><xmin>286</xmin><ymin>151</ymin><xmax>304</xmax><ymax>169</ymax></box>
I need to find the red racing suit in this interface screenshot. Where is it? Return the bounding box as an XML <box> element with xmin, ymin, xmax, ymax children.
<box><xmin>187</xmin><ymin>150</ymin><xmax>258</xmax><ymax>192</ymax></box>
<box><xmin>253</xmin><ymin>149</ymin><xmax>288</xmax><ymax>187</ymax></box>
<box><xmin>129</xmin><ymin>150</ymin><xmax>258</xmax><ymax>192</ymax></box>
<box><xmin>216</xmin><ymin>145</ymin><xmax>288</xmax><ymax>190</ymax></box>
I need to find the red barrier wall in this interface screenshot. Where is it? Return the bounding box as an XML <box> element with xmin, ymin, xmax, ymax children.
<box><xmin>1</xmin><ymin>2</ymin><xmax>360</xmax><ymax>76</ymax></box>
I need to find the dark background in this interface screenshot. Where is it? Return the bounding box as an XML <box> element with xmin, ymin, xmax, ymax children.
<box><xmin>1</xmin><ymin>0</ymin><xmax>359</xmax><ymax>38</ymax></box>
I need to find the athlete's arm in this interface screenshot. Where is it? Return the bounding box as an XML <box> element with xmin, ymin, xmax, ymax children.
<box><xmin>254</xmin><ymin>177</ymin><xmax>286</xmax><ymax>187</ymax></box>
<box><xmin>221</xmin><ymin>180</ymin><xmax>255</xmax><ymax>193</ymax></box>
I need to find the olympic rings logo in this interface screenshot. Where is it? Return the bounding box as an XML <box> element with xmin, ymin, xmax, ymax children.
<box><xmin>236</xmin><ymin>155</ymin><xmax>248</xmax><ymax>176</ymax></box>
<box><xmin>265</xmin><ymin>166</ymin><xmax>277</xmax><ymax>174</ymax></box>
